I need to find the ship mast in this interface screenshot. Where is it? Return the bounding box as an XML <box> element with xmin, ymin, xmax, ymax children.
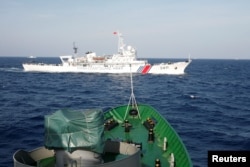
<box><xmin>73</xmin><ymin>42</ymin><xmax>78</xmax><ymax>57</ymax></box>
<box><xmin>115</xmin><ymin>31</ymin><xmax>125</xmax><ymax>55</ymax></box>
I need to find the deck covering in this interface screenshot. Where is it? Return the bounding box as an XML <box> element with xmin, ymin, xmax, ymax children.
<box><xmin>44</xmin><ymin>109</ymin><xmax>104</xmax><ymax>153</ymax></box>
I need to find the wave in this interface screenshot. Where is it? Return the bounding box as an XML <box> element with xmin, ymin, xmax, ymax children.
<box><xmin>0</xmin><ymin>67</ymin><xmax>24</xmax><ymax>73</ymax></box>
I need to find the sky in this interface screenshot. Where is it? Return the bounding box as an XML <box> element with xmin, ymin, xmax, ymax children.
<box><xmin>0</xmin><ymin>0</ymin><xmax>250</xmax><ymax>59</ymax></box>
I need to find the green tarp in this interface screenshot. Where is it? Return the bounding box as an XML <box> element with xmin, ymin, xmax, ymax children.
<box><xmin>44</xmin><ymin>109</ymin><xmax>104</xmax><ymax>153</ymax></box>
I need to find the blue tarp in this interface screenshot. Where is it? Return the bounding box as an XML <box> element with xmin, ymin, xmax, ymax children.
<box><xmin>44</xmin><ymin>109</ymin><xmax>104</xmax><ymax>153</ymax></box>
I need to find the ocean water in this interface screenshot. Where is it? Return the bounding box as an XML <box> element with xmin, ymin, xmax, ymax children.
<box><xmin>0</xmin><ymin>57</ymin><xmax>250</xmax><ymax>167</ymax></box>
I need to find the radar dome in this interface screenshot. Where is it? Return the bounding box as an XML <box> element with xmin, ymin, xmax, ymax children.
<box><xmin>127</xmin><ymin>45</ymin><xmax>132</xmax><ymax>50</ymax></box>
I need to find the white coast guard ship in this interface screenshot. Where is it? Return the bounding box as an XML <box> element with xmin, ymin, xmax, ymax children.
<box><xmin>22</xmin><ymin>32</ymin><xmax>191</xmax><ymax>74</ymax></box>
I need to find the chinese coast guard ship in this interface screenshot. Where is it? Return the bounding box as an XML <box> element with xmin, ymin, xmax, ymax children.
<box><xmin>22</xmin><ymin>32</ymin><xmax>191</xmax><ymax>74</ymax></box>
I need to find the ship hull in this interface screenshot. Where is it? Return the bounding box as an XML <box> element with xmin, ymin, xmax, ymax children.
<box><xmin>148</xmin><ymin>60</ymin><xmax>192</xmax><ymax>75</ymax></box>
<box><xmin>22</xmin><ymin>60</ymin><xmax>191</xmax><ymax>75</ymax></box>
<box><xmin>22</xmin><ymin>63</ymin><xmax>144</xmax><ymax>73</ymax></box>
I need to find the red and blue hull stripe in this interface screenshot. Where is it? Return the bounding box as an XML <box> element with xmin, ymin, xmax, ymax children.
<box><xmin>137</xmin><ymin>64</ymin><xmax>151</xmax><ymax>74</ymax></box>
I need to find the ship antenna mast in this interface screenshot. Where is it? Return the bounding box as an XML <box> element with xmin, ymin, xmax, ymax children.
<box><xmin>124</xmin><ymin>65</ymin><xmax>141</xmax><ymax>120</ymax></box>
<box><xmin>73</xmin><ymin>42</ymin><xmax>78</xmax><ymax>56</ymax></box>
<box><xmin>116</xmin><ymin>31</ymin><xmax>125</xmax><ymax>54</ymax></box>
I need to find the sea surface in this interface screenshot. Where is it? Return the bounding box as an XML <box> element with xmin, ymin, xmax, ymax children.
<box><xmin>0</xmin><ymin>57</ymin><xmax>250</xmax><ymax>167</ymax></box>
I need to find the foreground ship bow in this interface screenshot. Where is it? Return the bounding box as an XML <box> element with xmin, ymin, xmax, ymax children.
<box><xmin>22</xmin><ymin>32</ymin><xmax>191</xmax><ymax>74</ymax></box>
<box><xmin>13</xmin><ymin>105</ymin><xmax>192</xmax><ymax>167</ymax></box>
<box><xmin>13</xmin><ymin>71</ymin><xmax>192</xmax><ymax>167</ymax></box>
